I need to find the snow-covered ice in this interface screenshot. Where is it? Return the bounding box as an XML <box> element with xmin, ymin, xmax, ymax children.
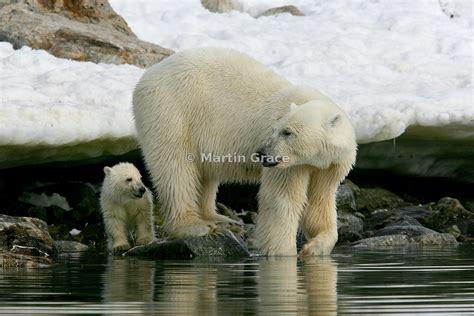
<box><xmin>0</xmin><ymin>0</ymin><xmax>472</xmax><ymax>167</ymax></box>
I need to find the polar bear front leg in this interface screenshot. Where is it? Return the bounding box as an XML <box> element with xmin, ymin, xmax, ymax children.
<box><xmin>299</xmin><ymin>167</ymin><xmax>341</xmax><ymax>256</ymax></box>
<box><xmin>104</xmin><ymin>213</ymin><xmax>131</xmax><ymax>254</ymax></box>
<box><xmin>135</xmin><ymin>210</ymin><xmax>156</xmax><ymax>246</ymax></box>
<box><xmin>256</xmin><ymin>166</ymin><xmax>310</xmax><ymax>256</ymax></box>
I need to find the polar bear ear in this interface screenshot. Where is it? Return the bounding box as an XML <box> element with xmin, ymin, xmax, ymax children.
<box><xmin>289</xmin><ymin>103</ymin><xmax>298</xmax><ymax>112</ymax></box>
<box><xmin>103</xmin><ymin>166</ymin><xmax>112</xmax><ymax>175</ymax></box>
<box><xmin>329</xmin><ymin>114</ymin><xmax>342</xmax><ymax>127</ymax></box>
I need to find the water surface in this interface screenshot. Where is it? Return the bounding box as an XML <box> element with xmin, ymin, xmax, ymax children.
<box><xmin>1</xmin><ymin>246</ymin><xmax>473</xmax><ymax>315</ymax></box>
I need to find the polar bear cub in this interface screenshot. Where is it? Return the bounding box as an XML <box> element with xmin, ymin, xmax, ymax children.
<box><xmin>100</xmin><ymin>162</ymin><xmax>155</xmax><ymax>254</ymax></box>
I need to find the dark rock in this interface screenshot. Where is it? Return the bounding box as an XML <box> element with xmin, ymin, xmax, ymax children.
<box><xmin>18</xmin><ymin>181</ymin><xmax>106</xmax><ymax>247</ymax></box>
<box><xmin>244</xmin><ymin>224</ymin><xmax>257</xmax><ymax>251</ymax></box>
<box><xmin>338</xmin><ymin>227</ymin><xmax>363</xmax><ymax>244</ymax></box>
<box><xmin>445</xmin><ymin>225</ymin><xmax>462</xmax><ymax>239</ymax></box>
<box><xmin>336</xmin><ymin>183</ymin><xmax>357</xmax><ymax>213</ymax></box>
<box><xmin>354</xmin><ymin>187</ymin><xmax>408</xmax><ymax>215</ymax></box>
<box><xmin>0</xmin><ymin>214</ymin><xmax>53</xmax><ymax>258</ymax></box>
<box><xmin>0</xmin><ymin>0</ymin><xmax>173</xmax><ymax>68</ymax></box>
<box><xmin>19</xmin><ymin>181</ymin><xmax>101</xmax><ymax>223</ymax></box>
<box><xmin>337</xmin><ymin>211</ymin><xmax>363</xmax><ymax>244</ymax></box>
<box><xmin>366</xmin><ymin>206</ymin><xmax>432</xmax><ymax>231</ymax></box>
<box><xmin>0</xmin><ymin>251</ymin><xmax>52</xmax><ymax>269</ymax></box>
<box><xmin>352</xmin><ymin>233</ymin><xmax>458</xmax><ymax>248</ymax></box>
<box><xmin>201</xmin><ymin>0</ymin><xmax>241</xmax><ymax>13</ymax></box>
<box><xmin>458</xmin><ymin>220</ymin><xmax>474</xmax><ymax>237</ymax></box>
<box><xmin>374</xmin><ymin>225</ymin><xmax>438</xmax><ymax>237</ymax></box>
<box><xmin>238</xmin><ymin>211</ymin><xmax>257</xmax><ymax>224</ymax></box>
<box><xmin>125</xmin><ymin>230</ymin><xmax>250</xmax><ymax>259</ymax></box>
<box><xmin>53</xmin><ymin>240</ymin><xmax>89</xmax><ymax>253</ymax></box>
<box><xmin>216</xmin><ymin>202</ymin><xmax>242</xmax><ymax>222</ymax></box>
<box><xmin>423</xmin><ymin>197</ymin><xmax>474</xmax><ymax>233</ymax></box>
<box><xmin>257</xmin><ymin>5</ymin><xmax>304</xmax><ymax>17</ymax></box>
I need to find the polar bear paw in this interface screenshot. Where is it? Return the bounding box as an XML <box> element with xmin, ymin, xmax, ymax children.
<box><xmin>113</xmin><ymin>243</ymin><xmax>131</xmax><ymax>255</ymax></box>
<box><xmin>299</xmin><ymin>233</ymin><xmax>337</xmax><ymax>257</ymax></box>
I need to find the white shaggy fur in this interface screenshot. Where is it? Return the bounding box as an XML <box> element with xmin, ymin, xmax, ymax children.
<box><xmin>100</xmin><ymin>162</ymin><xmax>155</xmax><ymax>254</ymax></box>
<box><xmin>133</xmin><ymin>47</ymin><xmax>357</xmax><ymax>256</ymax></box>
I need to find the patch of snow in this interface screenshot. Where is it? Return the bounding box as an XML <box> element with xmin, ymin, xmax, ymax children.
<box><xmin>69</xmin><ymin>228</ymin><xmax>81</xmax><ymax>236</ymax></box>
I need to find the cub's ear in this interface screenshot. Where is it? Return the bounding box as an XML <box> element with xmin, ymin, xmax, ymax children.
<box><xmin>329</xmin><ymin>114</ymin><xmax>341</xmax><ymax>127</ymax></box>
<box><xmin>289</xmin><ymin>103</ymin><xmax>298</xmax><ymax>111</ymax></box>
<box><xmin>103</xmin><ymin>166</ymin><xmax>112</xmax><ymax>175</ymax></box>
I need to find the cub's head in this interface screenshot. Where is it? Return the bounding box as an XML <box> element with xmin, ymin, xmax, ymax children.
<box><xmin>103</xmin><ymin>162</ymin><xmax>147</xmax><ymax>199</ymax></box>
<box><xmin>256</xmin><ymin>100</ymin><xmax>357</xmax><ymax>169</ymax></box>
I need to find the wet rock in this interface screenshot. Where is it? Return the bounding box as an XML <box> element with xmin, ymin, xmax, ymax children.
<box><xmin>445</xmin><ymin>225</ymin><xmax>461</xmax><ymax>239</ymax></box>
<box><xmin>366</xmin><ymin>206</ymin><xmax>432</xmax><ymax>231</ymax></box>
<box><xmin>125</xmin><ymin>230</ymin><xmax>250</xmax><ymax>259</ymax></box>
<box><xmin>216</xmin><ymin>202</ymin><xmax>242</xmax><ymax>223</ymax></box>
<box><xmin>336</xmin><ymin>183</ymin><xmax>357</xmax><ymax>213</ymax></box>
<box><xmin>244</xmin><ymin>224</ymin><xmax>257</xmax><ymax>251</ymax></box>
<box><xmin>0</xmin><ymin>251</ymin><xmax>52</xmax><ymax>269</ymax></box>
<box><xmin>352</xmin><ymin>233</ymin><xmax>458</xmax><ymax>248</ymax></box>
<box><xmin>458</xmin><ymin>220</ymin><xmax>474</xmax><ymax>237</ymax></box>
<box><xmin>238</xmin><ymin>211</ymin><xmax>257</xmax><ymax>224</ymax></box>
<box><xmin>0</xmin><ymin>214</ymin><xmax>53</xmax><ymax>257</ymax></box>
<box><xmin>374</xmin><ymin>225</ymin><xmax>438</xmax><ymax>237</ymax></box>
<box><xmin>354</xmin><ymin>187</ymin><xmax>408</xmax><ymax>215</ymax></box>
<box><xmin>0</xmin><ymin>0</ymin><xmax>173</xmax><ymax>68</ymax></box>
<box><xmin>337</xmin><ymin>211</ymin><xmax>363</xmax><ymax>244</ymax></box>
<box><xmin>53</xmin><ymin>240</ymin><xmax>89</xmax><ymax>253</ymax></box>
<box><xmin>201</xmin><ymin>0</ymin><xmax>241</xmax><ymax>13</ymax></box>
<box><xmin>423</xmin><ymin>197</ymin><xmax>474</xmax><ymax>233</ymax></box>
<box><xmin>257</xmin><ymin>5</ymin><xmax>304</xmax><ymax>17</ymax></box>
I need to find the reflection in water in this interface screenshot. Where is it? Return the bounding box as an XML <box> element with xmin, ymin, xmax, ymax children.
<box><xmin>258</xmin><ymin>257</ymin><xmax>337</xmax><ymax>315</ymax></box>
<box><xmin>302</xmin><ymin>257</ymin><xmax>338</xmax><ymax>316</ymax></box>
<box><xmin>1</xmin><ymin>248</ymin><xmax>474</xmax><ymax>314</ymax></box>
<box><xmin>102</xmin><ymin>256</ymin><xmax>155</xmax><ymax>313</ymax></box>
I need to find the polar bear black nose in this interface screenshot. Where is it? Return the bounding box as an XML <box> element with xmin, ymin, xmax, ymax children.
<box><xmin>255</xmin><ymin>150</ymin><xmax>265</xmax><ymax>160</ymax></box>
<box><xmin>139</xmin><ymin>187</ymin><xmax>146</xmax><ymax>195</ymax></box>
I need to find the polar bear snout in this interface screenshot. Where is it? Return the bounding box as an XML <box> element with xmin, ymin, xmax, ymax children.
<box><xmin>255</xmin><ymin>149</ymin><xmax>281</xmax><ymax>168</ymax></box>
<box><xmin>133</xmin><ymin>186</ymin><xmax>147</xmax><ymax>198</ymax></box>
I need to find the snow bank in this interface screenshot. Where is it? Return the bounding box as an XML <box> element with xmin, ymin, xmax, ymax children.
<box><xmin>110</xmin><ymin>0</ymin><xmax>473</xmax><ymax>143</ymax></box>
<box><xmin>0</xmin><ymin>43</ymin><xmax>142</xmax><ymax>145</ymax></box>
<box><xmin>0</xmin><ymin>0</ymin><xmax>472</xmax><ymax>167</ymax></box>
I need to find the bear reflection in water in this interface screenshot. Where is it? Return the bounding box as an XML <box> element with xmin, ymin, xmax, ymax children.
<box><xmin>101</xmin><ymin>257</ymin><xmax>337</xmax><ymax>315</ymax></box>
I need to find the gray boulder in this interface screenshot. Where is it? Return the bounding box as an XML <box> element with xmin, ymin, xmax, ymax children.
<box><xmin>125</xmin><ymin>230</ymin><xmax>250</xmax><ymax>259</ymax></box>
<box><xmin>53</xmin><ymin>240</ymin><xmax>89</xmax><ymax>253</ymax></box>
<box><xmin>336</xmin><ymin>183</ymin><xmax>357</xmax><ymax>213</ymax></box>
<box><xmin>352</xmin><ymin>233</ymin><xmax>458</xmax><ymax>248</ymax></box>
<box><xmin>0</xmin><ymin>214</ymin><xmax>53</xmax><ymax>257</ymax></box>
<box><xmin>201</xmin><ymin>0</ymin><xmax>241</xmax><ymax>13</ymax></box>
<box><xmin>366</xmin><ymin>206</ymin><xmax>433</xmax><ymax>231</ymax></box>
<box><xmin>257</xmin><ymin>5</ymin><xmax>304</xmax><ymax>17</ymax></box>
<box><xmin>337</xmin><ymin>211</ymin><xmax>364</xmax><ymax>244</ymax></box>
<box><xmin>0</xmin><ymin>214</ymin><xmax>53</xmax><ymax>268</ymax></box>
<box><xmin>0</xmin><ymin>0</ymin><xmax>173</xmax><ymax>68</ymax></box>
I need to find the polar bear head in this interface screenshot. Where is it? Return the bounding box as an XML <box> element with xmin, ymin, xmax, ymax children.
<box><xmin>256</xmin><ymin>100</ymin><xmax>357</xmax><ymax>169</ymax></box>
<box><xmin>103</xmin><ymin>162</ymin><xmax>148</xmax><ymax>199</ymax></box>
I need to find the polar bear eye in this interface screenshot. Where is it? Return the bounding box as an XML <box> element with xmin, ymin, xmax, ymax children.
<box><xmin>126</xmin><ymin>177</ymin><xmax>133</xmax><ymax>182</ymax></box>
<box><xmin>281</xmin><ymin>129</ymin><xmax>293</xmax><ymax>137</ymax></box>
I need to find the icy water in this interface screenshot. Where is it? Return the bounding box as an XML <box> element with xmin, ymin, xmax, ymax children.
<box><xmin>1</xmin><ymin>246</ymin><xmax>474</xmax><ymax>315</ymax></box>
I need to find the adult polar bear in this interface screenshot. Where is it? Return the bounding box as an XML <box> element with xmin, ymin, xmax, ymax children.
<box><xmin>133</xmin><ymin>47</ymin><xmax>357</xmax><ymax>256</ymax></box>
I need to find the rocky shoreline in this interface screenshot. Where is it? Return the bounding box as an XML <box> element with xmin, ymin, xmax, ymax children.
<box><xmin>1</xmin><ymin>170</ymin><xmax>473</xmax><ymax>268</ymax></box>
